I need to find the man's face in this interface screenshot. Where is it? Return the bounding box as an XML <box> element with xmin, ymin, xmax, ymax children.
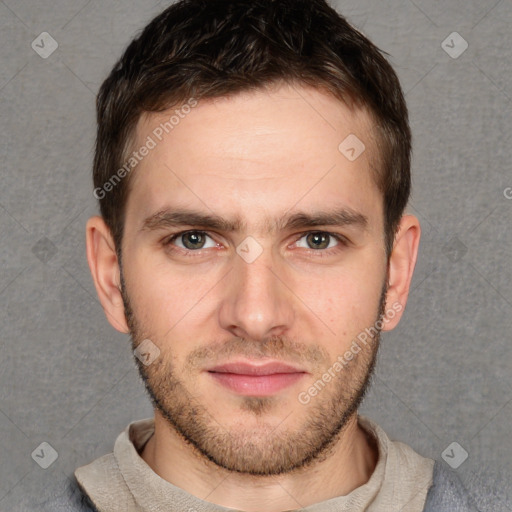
<box><xmin>120</xmin><ymin>84</ymin><xmax>389</xmax><ymax>475</ymax></box>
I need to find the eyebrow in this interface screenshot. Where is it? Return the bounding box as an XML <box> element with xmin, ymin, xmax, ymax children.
<box><xmin>141</xmin><ymin>208</ymin><xmax>368</xmax><ymax>233</ymax></box>
<box><xmin>141</xmin><ymin>207</ymin><xmax>368</xmax><ymax>235</ymax></box>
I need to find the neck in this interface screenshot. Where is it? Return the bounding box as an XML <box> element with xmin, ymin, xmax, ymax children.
<box><xmin>141</xmin><ymin>411</ymin><xmax>378</xmax><ymax>512</ymax></box>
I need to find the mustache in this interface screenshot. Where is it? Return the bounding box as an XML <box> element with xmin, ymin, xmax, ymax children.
<box><xmin>185</xmin><ymin>336</ymin><xmax>329</xmax><ymax>372</ymax></box>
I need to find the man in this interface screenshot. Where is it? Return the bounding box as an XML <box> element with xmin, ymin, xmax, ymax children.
<box><xmin>63</xmin><ymin>0</ymin><xmax>483</xmax><ymax>510</ymax></box>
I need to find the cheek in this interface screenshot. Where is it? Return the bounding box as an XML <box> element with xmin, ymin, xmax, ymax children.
<box><xmin>124</xmin><ymin>255</ymin><xmax>218</xmax><ymax>339</ymax></box>
<box><xmin>122</xmin><ymin>257</ymin><xmax>175</xmax><ymax>329</ymax></box>
<box><xmin>298</xmin><ymin>267</ymin><xmax>385</xmax><ymax>342</ymax></box>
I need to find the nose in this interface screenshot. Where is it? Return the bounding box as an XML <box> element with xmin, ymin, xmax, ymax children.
<box><xmin>217</xmin><ymin>243</ymin><xmax>295</xmax><ymax>342</ymax></box>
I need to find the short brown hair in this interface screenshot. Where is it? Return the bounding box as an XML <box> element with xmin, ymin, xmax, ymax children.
<box><xmin>93</xmin><ymin>0</ymin><xmax>411</xmax><ymax>256</ymax></box>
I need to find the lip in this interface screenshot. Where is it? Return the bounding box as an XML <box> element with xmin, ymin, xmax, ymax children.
<box><xmin>206</xmin><ymin>360</ymin><xmax>307</xmax><ymax>396</ymax></box>
<box><xmin>207</xmin><ymin>361</ymin><xmax>304</xmax><ymax>375</ymax></box>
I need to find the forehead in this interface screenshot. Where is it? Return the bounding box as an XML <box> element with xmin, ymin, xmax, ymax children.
<box><xmin>125</xmin><ymin>84</ymin><xmax>382</xmax><ymax>233</ymax></box>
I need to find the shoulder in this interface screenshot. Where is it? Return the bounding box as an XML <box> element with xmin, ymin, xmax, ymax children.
<box><xmin>423</xmin><ymin>460</ymin><xmax>479</xmax><ymax>511</ymax></box>
<box><xmin>423</xmin><ymin>460</ymin><xmax>512</xmax><ymax>512</ymax></box>
<box><xmin>40</xmin><ymin>476</ymin><xmax>98</xmax><ymax>511</ymax></box>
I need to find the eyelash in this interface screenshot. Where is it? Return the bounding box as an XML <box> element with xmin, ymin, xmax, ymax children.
<box><xmin>163</xmin><ymin>230</ymin><xmax>349</xmax><ymax>258</ymax></box>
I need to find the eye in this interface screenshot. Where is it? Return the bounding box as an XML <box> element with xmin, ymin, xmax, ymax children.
<box><xmin>294</xmin><ymin>232</ymin><xmax>345</xmax><ymax>251</ymax></box>
<box><xmin>167</xmin><ymin>231</ymin><xmax>218</xmax><ymax>251</ymax></box>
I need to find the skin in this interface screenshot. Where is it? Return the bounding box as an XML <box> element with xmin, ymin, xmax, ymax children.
<box><xmin>86</xmin><ymin>83</ymin><xmax>420</xmax><ymax>511</ymax></box>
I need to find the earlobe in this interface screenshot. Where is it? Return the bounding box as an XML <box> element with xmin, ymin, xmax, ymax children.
<box><xmin>85</xmin><ymin>216</ymin><xmax>130</xmax><ymax>334</ymax></box>
<box><xmin>382</xmin><ymin>214</ymin><xmax>421</xmax><ymax>331</ymax></box>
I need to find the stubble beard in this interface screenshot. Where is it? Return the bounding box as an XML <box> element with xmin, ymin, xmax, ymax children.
<box><xmin>120</xmin><ymin>270</ymin><xmax>387</xmax><ymax>476</ymax></box>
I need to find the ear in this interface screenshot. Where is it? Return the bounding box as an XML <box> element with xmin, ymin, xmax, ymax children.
<box><xmin>85</xmin><ymin>216</ymin><xmax>130</xmax><ymax>333</ymax></box>
<box><xmin>382</xmin><ymin>214</ymin><xmax>421</xmax><ymax>331</ymax></box>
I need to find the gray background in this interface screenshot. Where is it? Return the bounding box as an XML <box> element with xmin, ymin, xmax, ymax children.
<box><xmin>1</xmin><ymin>0</ymin><xmax>511</xmax><ymax>510</ymax></box>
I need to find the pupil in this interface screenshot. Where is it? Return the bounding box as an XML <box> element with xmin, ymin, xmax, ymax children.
<box><xmin>308</xmin><ymin>233</ymin><xmax>328</xmax><ymax>250</ymax></box>
<box><xmin>184</xmin><ymin>232</ymin><xmax>204</xmax><ymax>249</ymax></box>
